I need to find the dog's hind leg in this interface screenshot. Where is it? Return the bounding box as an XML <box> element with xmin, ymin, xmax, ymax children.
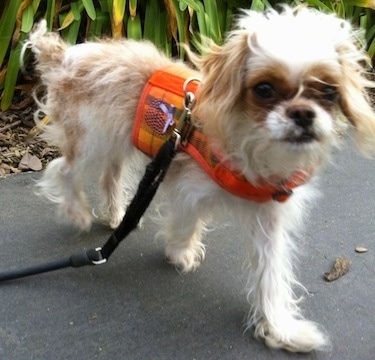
<box><xmin>37</xmin><ymin>157</ymin><xmax>93</xmax><ymax>230</ymax></box>
<box><xmin>99</xmin><ymin>160</ymin><xmax>126</xmax><ymax>229</ymax></box>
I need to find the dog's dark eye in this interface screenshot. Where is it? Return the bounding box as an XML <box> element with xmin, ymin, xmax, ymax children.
<box><xmin>321</xmin><ymin>86</ymin><xmax>339</xmax><ymax>102</ymax></box>
<box><xmin>253</xmin><ymin>83</ymin><xmax>275</xmax><ymax>100</ymax></box>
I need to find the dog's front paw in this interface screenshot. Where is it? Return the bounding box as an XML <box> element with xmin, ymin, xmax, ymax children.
<box><xmin>255</xmin><ymin>318</ymin><xmax>329</xmax><ymax>353</ymax></box>
<box><xmin>166</xmin><ymin>242</ymin><xmax>206</xmax><ymax>273</ymax></box>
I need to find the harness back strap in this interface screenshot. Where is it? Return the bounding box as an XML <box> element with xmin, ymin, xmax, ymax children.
<box><xmin>133</xmin><ymin>65</ymin><xmax>308</xmax><ymax>203</ymax></box>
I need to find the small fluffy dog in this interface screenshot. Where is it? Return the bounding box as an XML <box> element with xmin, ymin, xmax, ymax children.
<box><xmin>24</xmin><ymin>5</ymin><xmax>375</xmax><ymax>353</ymax></box>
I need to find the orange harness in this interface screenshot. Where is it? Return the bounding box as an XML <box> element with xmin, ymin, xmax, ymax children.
<box><xmin>132</xmin><ymin>65</ymin><xmax>307</xmax><ymax>203</ymax></box>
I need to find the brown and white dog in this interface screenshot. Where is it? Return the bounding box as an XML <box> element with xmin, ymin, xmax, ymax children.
<box><xmin>23</xmin><ymin>5</ymin><xmax>375</xmax><ymax>352</ymax></box>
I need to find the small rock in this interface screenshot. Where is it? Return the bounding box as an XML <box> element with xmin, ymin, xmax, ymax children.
<box><xmin>355</xmin><ymin>246</ymin><xmax>369</xmax><ymax>253</ymax></box>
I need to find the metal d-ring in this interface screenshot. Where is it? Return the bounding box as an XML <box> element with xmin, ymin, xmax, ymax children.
<box><xmin>183</xmin><ymin>77</ymin><xmax>201</xmax><ymax>111</ymax></box>
<box><xmin>183</xmin><ymin>77</ymin><xmax>201</xmax><ymax>93</ymax></box>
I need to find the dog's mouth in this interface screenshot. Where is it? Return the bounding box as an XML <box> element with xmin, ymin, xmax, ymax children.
<box><xmin>284</xmin><ymin>131</ymin><xmax>318</xmax><ymax>145</ymax></box>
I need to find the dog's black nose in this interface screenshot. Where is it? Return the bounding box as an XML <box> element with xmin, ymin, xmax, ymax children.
<box><xmin>287</xmin><ymin>106</ymin><xmax>315</xmax><ymax>128</ymax></box>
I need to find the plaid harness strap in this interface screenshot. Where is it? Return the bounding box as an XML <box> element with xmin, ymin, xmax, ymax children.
<box><xmin>132</xmin><ymin>65</ymin><xmax>307</xmax><ymax>203</ymax></box>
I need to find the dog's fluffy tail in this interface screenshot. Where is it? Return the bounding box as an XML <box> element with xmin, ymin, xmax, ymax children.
<box><xmin>22</xmin><ymin>20</ymin><xmax>67</xmax><ymax>70</ymax></box>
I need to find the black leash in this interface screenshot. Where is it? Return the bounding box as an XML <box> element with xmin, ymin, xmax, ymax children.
<box><xmin>0</xmin><ymin>78</ymin><xmax>197</xmax><ymax>283</ymax></box>
<box><xmin>0</xmin><ymin>138</ymin><xmax>178</xmax><ymax>282</ymax></box>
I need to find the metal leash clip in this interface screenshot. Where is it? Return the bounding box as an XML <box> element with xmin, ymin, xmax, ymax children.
<box><xmin>170</xmin><ymin>94</ymin><xmax>194</xmax><ymax>148</ymax></box>
<box><xmin>171</xmin><ymin>77</ymin><xmax>200</xmax><ymax>147</ymax></box>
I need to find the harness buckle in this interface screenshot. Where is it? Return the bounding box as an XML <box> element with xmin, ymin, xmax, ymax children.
<box><xmin>272</xmin><ymin>189</ymin><xmax>293</xmax><ymax>202</ymax></box>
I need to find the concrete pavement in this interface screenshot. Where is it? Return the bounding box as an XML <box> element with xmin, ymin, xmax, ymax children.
<box><xmin>0</xmin><ymin>146</ymin><xmax>374</xmax><ymax>360</ymax></box>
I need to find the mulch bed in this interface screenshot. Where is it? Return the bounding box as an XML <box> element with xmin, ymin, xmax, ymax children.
<box><xmin>0</xmin><ymin>96</ymin><xmax>60</xmax><ymax>177</ymax></box>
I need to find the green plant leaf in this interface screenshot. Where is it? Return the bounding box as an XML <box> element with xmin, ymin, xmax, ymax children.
<box><xmin>1</xmin><ymin>33</ymin><xmax>26</xmax><ymax>111</ymax></box>
<box><xmin>67</xmin><ymin>18</ymin><xmax>82</xmax><ymax>44</ymax></box>
<box><xmin>0</xmin><ymin>0</ymin><xmax>23</xmax><ymax>68</ymax></box>
<box><xmin>344</xmin><ymin>0</ymin><xmax>375</xmax><ymax>10</ymax></box>
<box><xmin>45</xmin><ymin>0</ymin><xmax>55</xmax><ymax>30</ymax></box>
<box><xmin>127</xmin><ymin>13</ymin><xmax>141</xmax><ymax>40</ymax></box>
<box><xmin>203</xmin><ymin>0</ymin><xmax>221</xmax><ymax>42</ymax></box>
<box><xmin>169</xmin><ymin>0</ymin><xmax>188</xmax><ymax>58</ymax></box>
<box><xmin>112</xmin><ymin>0</ymin><xmax>126</xmax><ymax>38</ymax></box>
<box><xmin>367</xmin><ymin>37</ymin><xmax>375</xmax><ymax>58</ymax></box>
<box><xmin>87</xmin><ymin>11</ymin><xmax>110</xmax><ymax>39</ymax></box>
<box><xmin>71</xmin><ymin>1</ymin><xmax>84</xmax><ymax>21</ymax></box>
<box><xmin>21</xmin><ymin>3</ymin><xmax>35</xmax><ymax>33</ymax></box>
<box><xmin>98</xmin><ymin>0</ymin><xmax>109</xmax><ymax>12</ymax></box>
<box><xmin>249</xmin><ymin>0</ymin><xmax>267</xmax><ymax>11</ymax></box>
<box><xmin>179</xmin><ymin>1</ymin><xmax>188</xmax><ymax>11</ymax></box>
<box><xmin>129</xmin><ymin>0</ymin><xmax>137</xmax><ymax>19</ymax></box>
<box><xmin>144</xmin><ymin>0</ymin><xmax>158</xmax><ymax>43</ymax></box>
<box><xmin>59</xmin><ymin>11</ymin><xmax>76</xmax><ymax>29</ymax></box>
<box><xmin>182</xmin><ymin>0</ymin><xmax>207</xmax><ymax>38</ymax></box>
<box><xmin>82</xmin><ymin>0</ymin><xmax>97</xmax><ymax>20</ymax></box>
<box><xmin>303</xmin><ymin>0</ymin><xmax>332</xmax><ymax>12</ymax></box>
<box><xmin>32</xmin><ymin>0</ymin><xmax>42</xmax><ymax>13</ymax></box>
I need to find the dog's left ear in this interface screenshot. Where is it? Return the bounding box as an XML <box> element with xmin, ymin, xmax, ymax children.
<box><xmin>339</xmin><ymin>61</ymin><xmax>375</xmax><ymax>157</ymax></box>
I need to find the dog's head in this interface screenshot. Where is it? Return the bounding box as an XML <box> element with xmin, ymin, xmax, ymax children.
<box><xmin>191</xmin><ymin>5</ymin><xmax>375</xmax><ymax>182</ymax></box>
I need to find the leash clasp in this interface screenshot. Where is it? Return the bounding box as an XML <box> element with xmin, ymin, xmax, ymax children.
<box><xmin>170</xmin><ymin>110</ymin><xmax>190</xmax><ymax>149</ymax></box>
<box><xmin>173</xmin><ymin>77</ymin><xmax>200</xmax><ymax>147</ymax></box>
<box><xmin>171</xmin><ymin>130</ymin><xmax>181</xmax><ymax>150</ymax></box>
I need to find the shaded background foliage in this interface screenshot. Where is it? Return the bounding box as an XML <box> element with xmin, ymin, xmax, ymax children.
<box><xmin>0</xmin><ymin>0</ymin><xmax>374</xmax><ymax>111</ymax></box>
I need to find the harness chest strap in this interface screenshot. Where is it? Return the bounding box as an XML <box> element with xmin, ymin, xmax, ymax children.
<box><xmin>132</xmin><ymin>65</ymin><xmax>308</xmax><ymax>203</ymax></box>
